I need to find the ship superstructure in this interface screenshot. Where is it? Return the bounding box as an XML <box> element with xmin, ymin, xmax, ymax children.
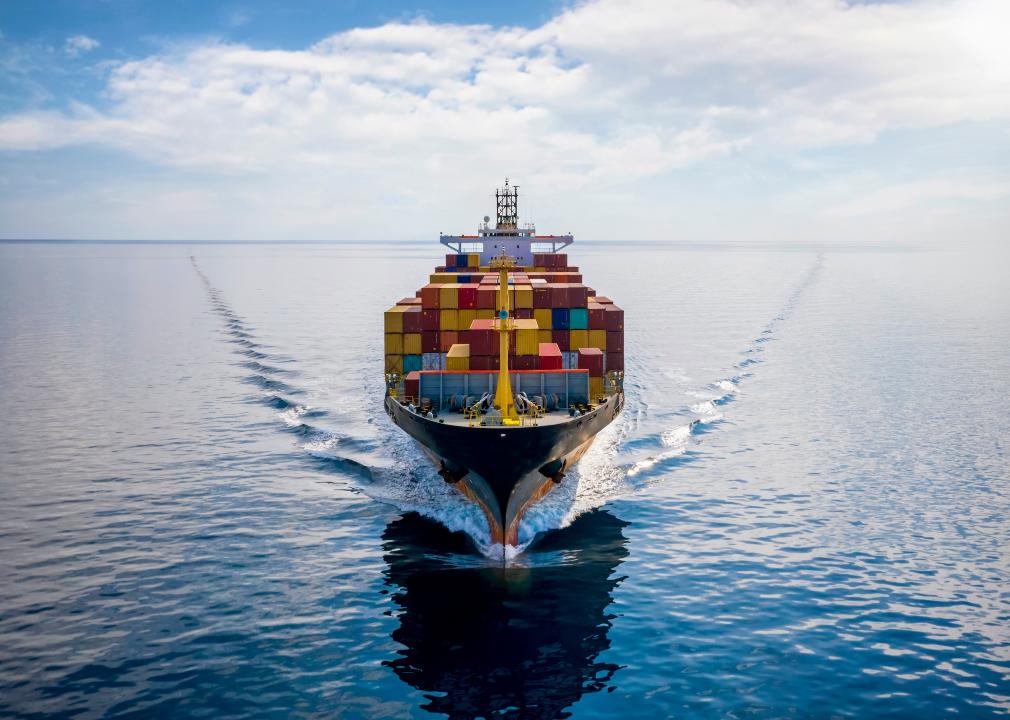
<box><xmin>383</xmin><ymin>181</ymin><xmax>625</xmax><ymax>555</ymax></box>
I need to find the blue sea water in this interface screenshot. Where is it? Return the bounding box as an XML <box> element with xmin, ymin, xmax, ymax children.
<box><xmin>1</xmin><ymin>241</ymin><xmax>1008</xmax><ymax>718</ymax></box>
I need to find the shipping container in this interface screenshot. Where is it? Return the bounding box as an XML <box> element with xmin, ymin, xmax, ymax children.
<box><xmin>604</xmin><ymin>305</ymin><xmax>624</xmax><ymax>331</ymax></box>
<box><xmin>429</xmin><ymin>272</ymin><xmax>455</xmax><ymax>284</ymax></box>
<box><xmin>514</xmin><ymin>308</ymin><xmax>533</xmax><ymax>320</ymax></box>
<box><xmin>577</xmin><ymin>347</ymin><xmax>604</xmax><ymax>377</ymax></box>
<box><xmin>514</xmin><ymin>285</ymin><xmax>533</xmax><ymax>309</ymax></box>
<box><xmin>476</xmin><ymin>285</ymin><xmax>497</xmax><ymax>309</ymax></box>
<box><xmin>439</xmin><ymin>330</ymin><xmax>459</xmax><ymax>353</ymax></box>
<box><xmin>589</xmin><ymin>377</ymin><xmax>604</xmax><ymax>401</ymax></box>
<box><xmin>403</xmin><ymin>306</ymin><xmax>423</xmax><ymax>333</ymax></box>
<box><xmin>606</xmin><ymin>352</ymin><xmax>624</xmax><ymax>372</ymax></box>
<box><xmin>446</xmin><ymin>343</ymin><xmax>470</xmax><ymax>371</ymax></box>
<box><xmin>470</xmin><ymin>354</ymin><xmax>499</xmax><ymax>371</ymax></box>
<box><xmin>533</xmin><ymin>308</ymin><xmax>553</xmax><ymax>330</ymax></box>
<box><xmin>384</xmin><ymin>332</ymin><xmax>403</xmax><ymax>354</ymax></box>
<box><xmin>442</xmin><ymin>309</ymin><xmax>460</xmax><ymax>331</ymax></box>
<box><xmin>587</xmin><ymin>301</ymin><xmax>605</xmax><ymax>330</ymax></box>
<box><xmin>396</xmin><ymin>296</ymin><xmax>423</xmax><ymax>306</ymax></box>
<box><xmin>607</xmin><ymin>330</ymin><xmax>624</xmax><ymax>352</ymax></box>
<box><xmin>385</xmin><ymin>354</ymin><xmax>403</xmax><ymax>374</ymax></box>
<box><xmin>570</xmin><ymin>329</ymin><xmax>589</xmax><ymax>351</ymax></box>
<box><xmin>458</xmin><ymin>284</ymin><xmax>478</xmax><ymax>309</ymax></box>
<box><xmin>439</xmin><ymin>284</ymin><xmax>459</xmax><ymax>310</ymax></box>
<box><xmin>421</xmin><ymin>308</ymin><xmax>440</xmax><ymax>331</ymax></box>
<box><xmin>384</xmin><ymin>305</ymin><xmax>408</xmax><ymax>333</ymax></box>
<box><xmin>594</xmin><ymin>295</ymin><xmax>614</xmax><ymax>304</ymax></box>
<box><xmin>549</xmin><ymin>284</ymin><xmax>567</xmax><ymax>307</ymax></box>
<box><xmin>552</xmin><ymin>329</ymin><xmax>570</xmax><ymax>351</ymax></box>
<box><xmin>476</xmin><ymin>308</ymin><xmax>495</xmax><ymax>320</ymax></box>
<box><xmin>539</xmin><ymin>342</ymin><xmax>563</xmax><ymax>370</ymax></box>
<box><xmin>537</xmin><ymin>329</ymin><xmax>552</xmax><ymax>344</ymax></box>
<box><xmin>588</xmin><ymin>329</ymin><xmax>607</xmax><ymax>350</ymax></box>
<box><xmin>420</xmin><ymin>282</ymin><xmax>440</xmax><ymax>306</ymax></box>
<box><xmin>456</xmin><ymin>254</ymin><xmax>468</xmax><ymax>268</ymax></box>
<box><xmin>422</xmin><ymin>330</ymin><xmax>439</xmax><ymax>353</ymax></box>
<box><xmin>513</xmin><ymin>318</ymin><xmax>539</xmax><ymax>356</ymax></box>
<box><xmin>563</xmin><ymin>351</ymin><xmax>579</xmax><ymax>369</ymax></box>
<box><xmin>422</xmin><ymin>352</ymin><xmax>443</xmax><ymax>370</ymax></box>
<box><xmin>569</xmin><ymin>307</ymin><xmax>588</xmax><ymax>330</ymax></box>
<box><xmin>468</xmin><ymin>252</ymin><xmax>480</xmax><ymax>267</ymax></box>
<box><xmin>404</xmin><ymin>370</ymin><xmax>420</xmax><ymax>400</ymax></box>
<box><xmin>567</xmin><ymin>284</ymin><xmax>589</xmax><ymax>308</ymax></box>
<box><xmin>403</xmin><ymin>354</ymin><xmax>422</xmax><ymax>374</ymax></box>
<box><xmin>457</xmin><ymin>309</ymin><xmax>477</xmax><ymax>332</ymax></box>
<box><xmin>514</xmin><ymin>355</ymin><xmax>539</xmax><ymax>370</ymax></box>
<box><xmin>552</xmin><ymin>307</ymin><xmax>570</xmax><ymax>331</ymax></box>
<box><xmin>403</xmin><ymin>333</ymin><xmax>422</xmax><ymax>355</ymax></box>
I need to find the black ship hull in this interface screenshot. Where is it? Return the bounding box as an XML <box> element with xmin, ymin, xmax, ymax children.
<box><xmin>385</xmin><ymin>392</ymin><xmax>624</xmax><ymax>548</ymax></box>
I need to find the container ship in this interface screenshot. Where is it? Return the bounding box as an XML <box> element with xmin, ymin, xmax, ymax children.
<box><xmin>383</xmin><ymin>180</ymin><xmax>625</xmax><ymax>553</ymax></box>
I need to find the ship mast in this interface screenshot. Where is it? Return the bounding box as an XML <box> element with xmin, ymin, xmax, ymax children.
<box><xmin>491</xmin><ymin>249</ymin><xmax>518</xmax><ymax>423</ymax></box>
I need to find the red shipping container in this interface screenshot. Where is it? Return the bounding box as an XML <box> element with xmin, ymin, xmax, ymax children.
<box><xmin>468</xmin><ymin>319</ymin><xmax>499</xmax><ymax>355</ymax></box>
<box><xmin>470</xmin><ymin>355</ymin><xmax>499</xmax><ymax>371</ymax></box>
<box><xmin>514</xmin><ymin>308</ymin><xmax>533</xmax><ymax>320</ymax></box>
<box><xmin>578</xmin><ymin>347</ymin><xmax>604</xmax><ymax>377</ymax></box>
<box><xmin>477</xmin><ymin>286</ymin><xmax>497</xmax><ymax>309</ymax></box>
<box><xmin>604</xmin><ymin>305</ymin><xmax>624</xmax><ymax>331</ymax></box>
<box><xmin>607</xmin><ymin>330</ymin><xmax>624</xmax><ymax>353</ymax></box>
<box><xmin>567</xmin><ymin>284</ymin><xmax>589</xmax><ymax>307</ymax></box>
<box><xmin>421</xmin><ymin>308</ymin><xmax>440</xmax><ymax>331</ymax></box>
<box><xmin>514</xmin><ymin>355</ymin><xmax>538</xmax><ymax>371</ymax></box>
<box><xmin>403</xmin><ymin>306</ymin><xmax>423</xmax><ymax>333</ymax></box>
<box><xmin>551</xmin><ymin>330</ymin><xmax>570</xmax><ymax>351</ymax></box>
<box><xmin>439</xmin><ymin>331</ymin><xmax>459</xmax><ymax>353</ymax></box>
<box><xmin>533</xmin><ymin>286</ymin><xmax>552</xmax><ymax>308</ymax></box>
<box><xmin>421</xmin><ymin>284</ymin><xmax>440</xmax><ymax>308</ymax></box>
<box><xmin>587</xmin><ymin>302</ymin><xmax>605</xmax><ymax>330</ymax></box>
<box><xmin>421</xmin><ymin>331</ymin><xmax>439</xmax><ymax>353</ymax></box>
<box><xmin>594</xmin><ymin>295</ymin><xmax>613</xmax><ymax>305</ymax></box>
<box><xmin>445</xmin><ymin>253</ymin><xmax>456</xmax><ymax>267</ymax></box>
<box><xmin>480</xmin><ymin>274</ymin><xmax>498</xmax><ymax>285</ymax></box>
<box><xmin>555</xmin><ymin>253</ymin><xmax>567</xmax><ymax>267</ymax></box>
<box><xmin>606</xmin><ymin>352</ymin><xmax>624</xmax><ymax>372</ymax></box>
<box><xmin>396</xmin><ymin>296</ymin><xmax>421</xmax><ymax>306</ymax></box>
<box><xmin>404</xmin><ymin>371</ymin><xmax>420</xmax><ymax>399</ymax></box>
<box><xmin>549</xmin><ymin>284</ymin><xmax>567</xmax><ymax>307</ymax></box>
<box><xmin>538</xmin><ymin>342</ymin><xmax>563</xmax><ymax>370</ymax></box>
<box><xmin>458</xmin><ymin>283</ymin><xmax>479</xmax><ymax>309</ymax></box>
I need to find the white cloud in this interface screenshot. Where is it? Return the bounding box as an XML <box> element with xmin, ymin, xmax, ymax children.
<box><xmin>64</xmin><ymin>34</ymin><xmax>100</xmax><ymax>57</ymax></box>
<box><xmin>1</xmin><ymin>0</ymin><xmax>1008</xmax><ymax>241</ymax></box>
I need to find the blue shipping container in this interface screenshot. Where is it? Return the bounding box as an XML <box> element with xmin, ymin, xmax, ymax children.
<box><xmin>552</xmin><ymin>307</ymin><xmax>570</xmax><ymax>331</ymax></box>
<box><xmin>403</xmin><ymin>354</ymin><xmax>423</xmax><ymax>373</ymax></box>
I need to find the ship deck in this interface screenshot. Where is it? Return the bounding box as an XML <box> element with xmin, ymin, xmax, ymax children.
<box><xmin>405</xmin><ymin>394</ymin><xmax>618</xmax><ymax>429</ymax></box>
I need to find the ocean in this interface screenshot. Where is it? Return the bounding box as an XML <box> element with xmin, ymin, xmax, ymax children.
<box><xmin>1</xmin><ymin>241</ymin><xmax>1008</xmax><ymax>718</ymax></box>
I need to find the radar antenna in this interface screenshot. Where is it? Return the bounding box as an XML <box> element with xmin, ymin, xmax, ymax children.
<box><xmin>495</xmin><ymin>178</ymin><xmax>519</xmax><ymax>231</ymax></box>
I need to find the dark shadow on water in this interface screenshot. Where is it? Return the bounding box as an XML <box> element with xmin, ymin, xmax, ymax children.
<box><xmin>381</xmin><ymin>509</ymin><xmax>629</xmax><ymax>719</ymax></box>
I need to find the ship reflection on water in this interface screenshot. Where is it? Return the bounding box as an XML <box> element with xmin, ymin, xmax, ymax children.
<box><xmin>381</xmin><ymin>510</ymin><xmax>630</xmax><ymax>718</ymax></box>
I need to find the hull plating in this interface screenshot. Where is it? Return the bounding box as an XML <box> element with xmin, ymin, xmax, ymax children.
<box><xmin>385</xmin><ymin>393</ymin><xmax>623</xmax><ymax>548</ymax></box>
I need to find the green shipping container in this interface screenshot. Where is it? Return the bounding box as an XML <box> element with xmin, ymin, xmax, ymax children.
<box><xmin>569</xmin><ymin>307</ymin><xmax>588</xmax><ymax>330</ymax></box>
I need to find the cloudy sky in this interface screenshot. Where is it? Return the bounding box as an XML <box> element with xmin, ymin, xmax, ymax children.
<box><xmin>0</xmin><ymin>0</ymin><xmax>1007</xmax><ymax>243</ymax></box>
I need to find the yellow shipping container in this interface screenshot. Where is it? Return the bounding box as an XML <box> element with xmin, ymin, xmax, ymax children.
<box><xmin>439</xmin><ymin>283</ymin><xmax>460</xmax><ymax>310</ymax></box>
<box><xmin>533</xmin><ymin>266</ymin><xmax>547</xmax><ymax>272</ymax></box>
<box><xmin>534</xmin><ymin>309</ymin><xmax>553</xmax><ymax>330</ymax></box>
<box><xmin>384</xmin><ymin>354</ymin><xmax>403</xmax><ymax>374</ymax></box>
<box><xmin>440</xmin><ymin>309</ymin><xmax>458</xmax><ymax>331</ymax></box>
<box><xmin>513</xmin><ymin>285</ymin><xmax>533</xmax><ymax>309</ymax></box>
<box><xmin>590</xmin><ymin>377</ymin><xmax>604</xmax><ymax>401</ymax></box>
<box><xmin>446</xmin><ymin>343</ymin><xmax>470</xmax><ymax>371</ymax></box>
<box><xmin>403</xmin><ymin>333</ymin><xmax>422</xmax><ymax>355</ymax></box>
<box><xmin>588</xmin><ymin>329</ymin><xmax>607</xmax><ymax>350</ymax></box>
<box><xmin>384</xmin><ymin>305</ymin><xmax>408</xmax><ymax>333</ymax></box>
<box><xmin>570</xmin><ymin>330</ymin><xmax>589</xmax><ymax>351</ymax></box>
<box><xmin>457</xmin><ymin>309</ymin><xmax>477</xmax><ymax>331</ymax></box>
<box><xmin>429</xmin><ymin>272</ymin><xmax>456</xmax><ymax>284</ymax></box>
<box><xmin>513</xmin><ymin>318</ymin><xmax>539</xmax><ymax>356</ymax></box>
<box><xmin>467</xmin><ymin>253</ymin><xmax>481</xmax><ymax>267</ymax></box>
<box><xmin>384</xmin><ymin>333</ymin><xmax>403</xmax><ymax>354</ymax></box>
<box><xmin>537</xmin><ymin>329</ymin><xmax>552</xmax><ymax>344</ymax></box>
<box><xmin>479</xmin><ymin>266</ymin><xmax>490</xmax><ymax>272</ymax></box>
<box><xmin>476</xmin><ymin>308</ymin><xmax>495</xmax><ymax>320</ymax></box>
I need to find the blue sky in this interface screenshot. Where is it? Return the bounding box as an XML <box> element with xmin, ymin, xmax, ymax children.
<box><xmin>0</xmin><ymin>0</ymin><xmax>1007</xmax><ymax>242</ymax></box>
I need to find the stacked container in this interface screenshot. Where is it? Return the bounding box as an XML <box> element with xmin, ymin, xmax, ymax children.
<box><xmin>384</xmin><ymin>252</ymin><xmax>624</xmax><ymax>383</ymax></box>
